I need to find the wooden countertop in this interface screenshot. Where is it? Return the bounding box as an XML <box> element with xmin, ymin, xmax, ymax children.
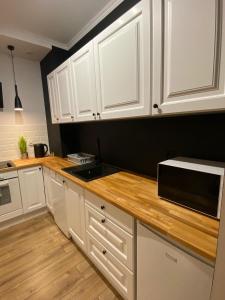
<box><xmin>13</xmin><ymin>157</ymin><xmax>219</xmax><ymax>262</ymax></box>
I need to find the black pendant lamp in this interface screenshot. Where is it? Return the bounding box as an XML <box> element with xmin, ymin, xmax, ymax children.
<box><xmin>8</xmin><ymin>45</ymin><xmax>23</xmax><ymax>111</ymax></box>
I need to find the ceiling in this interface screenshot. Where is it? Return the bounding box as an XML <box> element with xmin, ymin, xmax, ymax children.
<box><xmin>0</xmin><ymin>35</ymin><xmax>51</xmax><ymax>61</ymax></box>
<box><xmin>0</xmin><ymin>0</ymin><xmax>122</xmax><ymax>60</ymax></box>
<box><xmin>0</xmin><ymin>0</ymin><xmax>121</xmax><ymax>45</ymax></box>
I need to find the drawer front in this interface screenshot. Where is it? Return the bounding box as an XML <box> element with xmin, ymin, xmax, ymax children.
<box><xmin>87</xmin><ymin>232</ymin><xmax>134</xmax><ymax>300</ymax></box>
<box><xmin>85</xmin><ymin>190</ymin><xmax>134</xmax><ymax>234</ymax></box>
<box><xmin>85</xmin><ymin>204</ymin><xmax>134</xmax><ymax>270</ymax></box>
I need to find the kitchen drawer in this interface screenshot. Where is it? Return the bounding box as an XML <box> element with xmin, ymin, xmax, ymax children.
<box><xmin>87</xmin><ymin>232</ymin><xmax>134</xmax><ymax>300</ymax></box>
<box><xmin>85</xmin><ymin>190</ymin><xmax>134</xmax><ymax>234</ymax></box>
<box><xmin>85</xmin><ymin>203</ymin><xmax>134</xmax><ymax>270</ymax></box>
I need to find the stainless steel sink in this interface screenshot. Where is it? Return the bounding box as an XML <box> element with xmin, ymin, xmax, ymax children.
<box><xmin>0</xmin><ymin>161</ymin><xmax>15</xmax><ymax>170</ymax></box>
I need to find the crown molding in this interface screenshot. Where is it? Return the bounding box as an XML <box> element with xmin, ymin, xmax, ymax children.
<box><xmin>0</xmin><ymin>28</ymin><xmax>69</xmax><ymax>51</ymax></box>
<box><xmin>0</xmin><ymin>0</ymin><xmax>124</xmax><ymax>53</ymax></box>
<box><xmin>66</xmin><ymin>0</ymin><xmax>124</xmax><ymax>49</ymax></box>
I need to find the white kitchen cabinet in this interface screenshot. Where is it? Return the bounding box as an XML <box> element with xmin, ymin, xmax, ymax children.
<box><xmin>55</xmin><ymin>59</ymin><xmax>75</xmax><ymax>123</ymax></box>
<box><xmin>43</xmin><ymin>167</ymin><xmax>54</xmax><ymax>214</ymax></box>
<box><xmin>94</xmin><ymin>1</ymin><xmax>150</xmax><ymax>120</ymax></box>
<box><xmin>152</xmin><ymin>0</ymin><xmax>225</xmax><ymax>115</ymax></box>
<box><xmin>137</xmin><ymin>222</ymin><xmax>214</xmax><ymax>300</ymax></box>
<box><xmin>66</xmin><ymin>180</ymin><xmax>86</xmax><ymax>252</ymax></box>
<box><xmin>70</xmin><ymin>41</ymin><xmax>98</xmax><ymax>121</ymax></box>
<box><xmin>87</xmin><ymin>232</ymin><xmax>134</xmax><ymax>300</ymax></box>
<box><xmin>85</xmin><ymin>203</ymin><xmax>134</xmax><ymax>270</ymax></box>
<box><xmin>18</xmin><ymin>166</ymin><xmax>46</xmax><ymax>213</ymax></box>
<box><xmin>50</xmin><ymin>173</ymin><xmax>69</xmax><ymax>237</ymax></box>
<box><xmin>84</xmin><ymin>190</ymin><xmax>134</xmax><ymax>299</ymax></box>
<box><xmin>47</xmin><ymin>72</ymin><xmax>59</xmax><ymax>123</ymax></box>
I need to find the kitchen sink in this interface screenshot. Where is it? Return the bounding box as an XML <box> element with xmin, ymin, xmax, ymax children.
<box><xmin>62</xmin><ymin>162</ymin><xmax>120</xmax><ymax>182</ymax></box>
<box><xmin>0</xmin><ymin>161</ymin><xmax>15</xmax><ymax>170</ymax></box>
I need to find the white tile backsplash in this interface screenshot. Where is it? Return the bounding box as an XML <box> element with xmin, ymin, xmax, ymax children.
<box><xmin>0</xmin><ymin>124</ymin><xmax>49</xmax><ymax>161</ymax></box>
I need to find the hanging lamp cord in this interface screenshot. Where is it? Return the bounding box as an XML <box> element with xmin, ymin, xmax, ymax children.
<box><xmin>10</xmin><ymin>49</ymin><xmax>17</xmax><ymax>86</ymax></box>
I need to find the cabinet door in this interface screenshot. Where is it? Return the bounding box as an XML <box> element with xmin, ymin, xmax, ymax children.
<box><xmin>70</xmin><ymin>41</ymin><xmax>97</xmax><ymax>121</ymax></box>
<box><xmin>47</xmin><ymin>72</ymin><xmax>59</xmax><ymax>123</ymax></box>
<box><xmin>152</xmin><ymin>0</ymin><xmax>225</xmax><ymax>115</ymax></box>
<box><xmin>43</xmin><ymin>167</ymin><xmax>53</xmax><ymax>213</ymax></box>
<box><xmin>66</xmin><ymin>180</ymin><xmax>86</xmax><ymax>252</ymax></box>
<box><xmin>137</xmin><ymin>223</ymin><xmax>214</xmax><ymax>300</ymax></box>
<box><xmin>55</xmin><ymin>60</ymin><xmax>75</xmax><ymax>123</ymax></box>
<box><xmin>18</xmin><ymin>166</ymin><xmax>46</xmax><ymax>213</ymax></box>
<box><xmin>49</xmin><ymin>174</ymin><xmax>69</xmax><ymax>237</ymax></box>
<box><xmin>94</xmin><ymin>1</ymin><xmax>150</xmax><ymax>120</ymax></box>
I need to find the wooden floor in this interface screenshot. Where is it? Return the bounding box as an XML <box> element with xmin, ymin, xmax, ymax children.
<box><xmin>0</xmin><ymin>213</ymin><xmax>122</xmax><ymax>300</ymax></box>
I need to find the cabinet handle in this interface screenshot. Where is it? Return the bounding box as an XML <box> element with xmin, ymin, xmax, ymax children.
<box><xmin>97</xmin><ymin>112</ymin><xmax>100</xmax><ymax>119</ymax></box>
<box><xmin>92</xmin><ymin>113</ymin><xmax>96</xmax><ymax>120</ymax></box>
<box><xmin>71</xmin><ymin>116</ymin><xmax>74</xmax><ymax>119</ymax></box>
<box><xmin>39</xmin><ymin>167</ymin><xmax>42</xmax><ymax>171</ymax></box>
<box><xmin>101</xmin><ymin>219</ymin><xmax>106</xmax><ymax>223</ymax></box>
<box><xmin>63</xmin><ymin>180</ymin><xmax>66</xmax><ymax>184</ymax></box>
<box><xmin>102</xmin><ymin>250</ymin><xmax>107</xmax><ymax>255</ymax></box>
<box><xmin>153</xmin><ymin>104</ymin><xmax>158</xmax><ymax>109</ymax></box>
<box><xmin>165</xmin><ymin>252</ymin><xmax>178</xmax><ymax>263</ymax></box>
<box><xmin>101</xmin><ymin>205</ymin><xmax>105</xmax><ymax>210</ymax></box>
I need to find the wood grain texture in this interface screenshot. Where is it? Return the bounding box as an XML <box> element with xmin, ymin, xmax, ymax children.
<box><xmin>0</xmin><ymin>213</ymin><xmax>122</xmax><ymax>300</ymax></box>
<box><xmin>13</xmin><ymin>157</ymin><xmax>219</xmax><ymax>261</ymax></box>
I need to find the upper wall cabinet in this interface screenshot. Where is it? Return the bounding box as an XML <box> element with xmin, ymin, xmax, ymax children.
<box><xmin>152</xmin><ymin>0</ymin><xmax>225</xmax><ymax>115</ymax></box>
<box><xmin>55</xmin><ymin>60</ymin><xmax>75</xmax><ymax>123</ymax></box>
<box><xmin>47</xmin><ymin>72</ymin><xmax>59</xmax><ymax>124</ymax></box>
<box><xmin>93</xmin><ymin>1</ymin><xmax>150</xmax><ymax>120</ymax></box>
<box><xmin>70</xmin><ymin>41</ymin><xmax>98</xmax><ymax>122</ymax></box>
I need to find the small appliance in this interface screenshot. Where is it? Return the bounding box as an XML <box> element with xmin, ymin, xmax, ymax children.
<box><xmin>157</xmin><ymin>157</ymin><xmax>225</xmax><ymax>219</ymax></box>
<box><xmin>33</xmin><ymin>143</ymin><xmax>48</xmax><ymax>158</ymax></box>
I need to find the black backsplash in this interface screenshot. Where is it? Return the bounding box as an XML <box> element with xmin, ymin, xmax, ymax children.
<box><xmin>60</xmin><ymin>113</ymin><xmax>225</xmax><ymax>178</ymax></box>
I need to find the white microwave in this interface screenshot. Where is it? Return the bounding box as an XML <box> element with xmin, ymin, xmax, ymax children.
<box><xmin>157</xmin><ymin>157</ymin><xmax>225</xmax><ymax>219</ymax></box>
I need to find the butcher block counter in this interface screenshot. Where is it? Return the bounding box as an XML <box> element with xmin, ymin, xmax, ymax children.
<box><xmin>12</xmin><ymin>156</ymin><xmax>219</xmax><ymax>262</ymax></box>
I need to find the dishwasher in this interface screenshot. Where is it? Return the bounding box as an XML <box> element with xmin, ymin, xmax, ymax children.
<box><xmin>50</xmin><ymin>173</ymin><xmax>69</xmax><ymax>238</ymax></box>
<box><xmin>137</xmin><ymin>222</ymin><xmax>214</xmax><ymax>300</ymax></box>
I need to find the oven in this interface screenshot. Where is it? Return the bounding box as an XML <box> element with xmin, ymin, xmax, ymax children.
<box><xmin>0</xmin><ymin>170</ymin><xmax>23</xmax><ymax>222</ymax></box>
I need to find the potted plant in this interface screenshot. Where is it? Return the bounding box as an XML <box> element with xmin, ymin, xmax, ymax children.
<box><xmin>18</xmin><ymin>136</ymin><xmax>28</xmax><ymax>159</ymax></box>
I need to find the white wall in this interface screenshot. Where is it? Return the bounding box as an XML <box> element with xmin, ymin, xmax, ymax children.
<box><xmin>0</xmin><ymin>52</ymin><xmax>49</xmax><ymax>160</ymax></box>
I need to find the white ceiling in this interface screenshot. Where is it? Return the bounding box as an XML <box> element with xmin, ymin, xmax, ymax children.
<box><xmin>0</xmin><ymin>0</ymin><xmax>122</xmax><ymax>48</ymax></box>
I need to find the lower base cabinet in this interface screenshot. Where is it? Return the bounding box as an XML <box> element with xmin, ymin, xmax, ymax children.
<box><xmin>137</xmin><ymin>222</ymin><xmax>214</xmax><ymax>300</ymax></box>
<box><xmin>87</xmin><ymin>232</ymin><xmax>134</xmax><ymax>300</ymax></box>
<box><xmin>18</xmin><ymin>166</ymin><xmax>46</xmax><ymax>213</ymax></box>
<box><xmin>66</xmin><ymin>180</ymin><xmax>86</xmax><ymax>252</ymax></box>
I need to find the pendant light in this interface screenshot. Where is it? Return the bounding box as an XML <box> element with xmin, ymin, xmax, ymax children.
<box><xmin>8</xmin><ymin>45</ymin><xmax>23</xmax><ymax>111</ymax></box>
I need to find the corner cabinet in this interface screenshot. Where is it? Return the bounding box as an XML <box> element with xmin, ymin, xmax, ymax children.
<box><xmin>93</xmin><ymin>1</ymin><xmax>150</xmax><ymax>119</ymax></box>
<box><xmin>18</xmin><ymin>166</ymin><xmax>46</xmax><ymax>213</ymax></box>
<box><xmin>152</xmin><ymin>0</ymin><xmax>225</xmax><ymax>115</ymax></box>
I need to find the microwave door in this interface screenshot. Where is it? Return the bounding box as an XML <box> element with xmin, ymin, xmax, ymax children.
<box><xmin>158</xmin><ymin>164</ymin><xmax>221</xmax><ymax>219</ymax></box>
